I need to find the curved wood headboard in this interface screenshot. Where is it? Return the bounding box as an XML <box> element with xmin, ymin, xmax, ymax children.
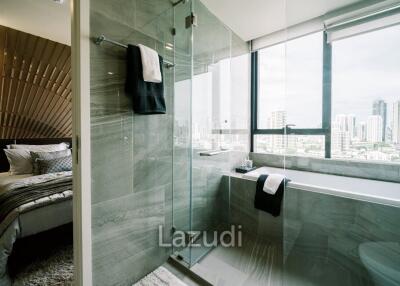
<box><xmin>0</xmin><ymin>138</ymin><xmax>72</xmax><ymax>173</ymax></box>
<box><xmin>0</xmin><ymin>25</ymin><xmax>71</xmax><ymax>139</ymax></box>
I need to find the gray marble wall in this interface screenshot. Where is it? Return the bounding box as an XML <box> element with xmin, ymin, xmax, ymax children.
<box><xmin>229</xmin><ymin>176</ymin><xmax>283</xmax><ymax>242</ymax></box>
<box><xmin>284</xmin><ymin>187</ymin><xmax>400</xmax><ymax>286</ymax></box>
<box><xmin>228</xmin><ymin>175</ymin><xmax>400</xmax><ymax>286</ymax></box>
<box><xmin>90</xmin><ymin>1</ymin><xmax>175</xmax><ymax>285</ymax></box>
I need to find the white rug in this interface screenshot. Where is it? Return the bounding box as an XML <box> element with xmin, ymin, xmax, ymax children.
<box><xmin>133</xmin><ymin>266</ymin><xmax>187</xmax><ymax>286</ymax></box>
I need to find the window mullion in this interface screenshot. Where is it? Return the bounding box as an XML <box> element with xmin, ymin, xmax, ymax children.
<box><xmin>322</xmin><ymin>31</ymin><xmax>332</xmax><ymax>158</ymax></box>
<box><xmin>250</xmin><ymin>51</ymin><xmax>258</xmax><ymax>152</ymax></box>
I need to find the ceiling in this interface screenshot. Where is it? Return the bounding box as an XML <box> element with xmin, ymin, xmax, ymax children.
<box><xmin>200</xmin><ymin>0</ymin><xmax>365</xmax><ymax>41</ymax></box>
<box><xmin>0</xmin><ymin>0</ymin><xmax>70</xmax><ymax>45</ymax></box>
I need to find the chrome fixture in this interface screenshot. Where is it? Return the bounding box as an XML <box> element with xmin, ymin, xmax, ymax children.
<box><xmin>172</xmin><ymin>0</ymin><xmax>189</xmax><ymax>7</ymax></box>
<box><xmin>94</xmin><ymin>35</ymin><xmax>175</xmax><ymax>69</ymax></box>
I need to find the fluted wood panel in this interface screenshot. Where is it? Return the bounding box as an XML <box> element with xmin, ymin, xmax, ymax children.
<box><xmin>0</xmin><ymin>25</ymin><xmax>71</xmax><ymax>139</ymax></box>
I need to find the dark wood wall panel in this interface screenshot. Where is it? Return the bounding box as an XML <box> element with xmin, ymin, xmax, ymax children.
<box><xmin>0</xmin><ymin>25</ymin><xmax>71</xmax><ymax>139</ymax></box>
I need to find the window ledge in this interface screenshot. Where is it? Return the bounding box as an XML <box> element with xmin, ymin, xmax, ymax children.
<box><xmin>250</xmin><ymin>152</ymin><xmax>400</xmax><ymax>183</ymax></box>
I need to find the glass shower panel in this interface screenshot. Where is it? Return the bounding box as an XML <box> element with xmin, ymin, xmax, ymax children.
<box><xmin>282</xmin><ymin>2</ymin><xmax>400</xmax><ymax>286</ymax></box>
<box><xmin>172</xmin><ymin>0</ymin><xmax>193</xmax><ymax>265</ymax></box>
<box><xmin>189</xmin><ymin>0</ymin><xmax>233</xmax><ymax>266</ymax></box>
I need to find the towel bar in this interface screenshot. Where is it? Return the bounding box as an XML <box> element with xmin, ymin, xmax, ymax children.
<box><xmin>95</xmin><ymin>35</ymin><xmax>175</xmax><ymax>69</ymax></box>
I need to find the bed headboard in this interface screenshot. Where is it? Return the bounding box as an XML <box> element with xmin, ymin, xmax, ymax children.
<box><xmin>0</xmin><ymin>138</ymin><xmax>72</xmax><ymax>173</ymax></box>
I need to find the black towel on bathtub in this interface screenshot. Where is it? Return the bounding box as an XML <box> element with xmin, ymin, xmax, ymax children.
<box><xmin>125</xmin><ymin>45</ymin><xmax>166</xmax><ymax>114</ymax></box>
<box><xmin>254</xmin><ymin>174</ymin><xmax>287</xmax><ymax>217</ymax></box>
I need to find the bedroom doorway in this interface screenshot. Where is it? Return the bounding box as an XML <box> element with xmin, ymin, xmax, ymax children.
<box><xmin>0</xmin><ymin>0</ymin><xmax>75</xmax><ymax>285</ymax></box>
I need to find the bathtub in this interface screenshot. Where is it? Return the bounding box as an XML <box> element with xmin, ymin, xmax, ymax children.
<box><xmin>236</xmin><ymin>166</ymin><xmax>400</xmax><ymax>207</ymax></box>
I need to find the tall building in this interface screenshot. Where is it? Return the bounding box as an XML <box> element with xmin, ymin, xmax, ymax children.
<box><xmin>367</xmin><ymin>115</ymin><xmax>383</xmax><ymax>143</ymax></box>
<box><xmin>266</xmin><ymin>111</ymin><xmax>287</xmax><ymax>151</ymax></box>
<box><xmin>347</xmin><ymin>114</ymin><xmax>356</xmax><ymax>140</ymax></box>
<box><xmin>332</xmin><ymin>115</ymin><xmax>353</xmax><ymax>151</ymax></box>
<box><xmin>332</xmin><ymin>121</ymin><xmax>350</xmax><ymax>151</ymax></box>
<box><xmin>372</xmin><ymin>100</ymin><xmax>387</xmax><ymax>141</ymax></box>
<box><xmin>393</xmin><ymin>101</ymin><xmax>400</xmax><ymax>144</ymax></box>
<box><xmin>357</xmin><ymin>122</ymin><xmax>367</xmax><ymax>142</ymax></box>
<box><xmin>334</xmin><ymin>114</ymin><xmax>356</xmax><ymax>140</ymax></box>
<box><xmin>268</xmin><ymin>111</ymin><xmax>286</xmax><ymax>129</ymax></box>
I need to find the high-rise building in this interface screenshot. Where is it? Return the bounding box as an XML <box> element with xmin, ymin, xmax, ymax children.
<box><xmin>357</xmin><ymin>122</ymin><xmax>367</xmax><ymax>142</ymax></box>
<box><xmin>347</xmin><ymin>114</ymin><xmax>356</xmax><ymax>140</ymax></box>
<box><xmin>373</xmin><ymin>100</ymin><xmax>387</xmax><ymax>141</ymax></box>
<box><xmin>332</xmin><ymin>122</ymin><xmax>350</xmax><ymax>151</ymax></box>
<box><xmin>367</xmin><ymin>115</ymin><xmax>383</xmax><ymax>143</ymax></box>
<box><xmin>332</xmin><ymin>115</ymin><xmax>352</xmax><ymax>151</ymax></box>
<box><xmin>393</xmin><ymin>101</ymin><xmax>400</xmax><ymax>144</ymax></box>
<box><xmin>334</xmin><ymin>114</ymin><xmax>356</xmax><ymax>140</ymax></box>
<box><xmin>266</xmin><ymin>111</ymin><xmax>287</xmax><ymax>151</ymax></box>
<box><xmin>268</xmin><ymin>111</ymin><xmax>286</xmax><ymax>129</ymax></box>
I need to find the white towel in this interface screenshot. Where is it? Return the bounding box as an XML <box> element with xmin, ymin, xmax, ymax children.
<box><xmin>263</xmin><ymin>174</ymin><xmax>285</xmax><ymax>195</ymax></box>
<box><xmin>138</xmin><ymin>44</ymin><xmax>162</xmax><ymax>83</ymax></box>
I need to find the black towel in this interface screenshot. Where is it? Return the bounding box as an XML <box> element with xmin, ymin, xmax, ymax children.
<box><xmin>254</xmin><ymin>174</ymin><xmax>287</xmax><ymax>217</ymax></box>
<box><xmin>125</xmin><ymin>45</ymin><xmax>166</xmax><ymax>114</ymax></box>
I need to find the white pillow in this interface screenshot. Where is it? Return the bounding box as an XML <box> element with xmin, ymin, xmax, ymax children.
<box><xmin>3</xmin><ymin>149</ymin><xmax>33</xmax><ymax>174</ymax></box>
<box><xmin>8</xmin><ymin>143</ymin><xmax>69</xmax><ymax>152</ymax></box>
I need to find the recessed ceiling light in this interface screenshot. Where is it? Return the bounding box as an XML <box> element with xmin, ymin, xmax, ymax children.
<box><xmin>53</xmin><ymin>0</ymin><xmax>64</xmax><ymax>4</ymax></box>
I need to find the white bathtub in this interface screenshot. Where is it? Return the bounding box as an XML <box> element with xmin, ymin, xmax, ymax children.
<box><xmin>236</xmin><ymin>167</ymin><xmax>400</xmax><ymax>208</ymax></box>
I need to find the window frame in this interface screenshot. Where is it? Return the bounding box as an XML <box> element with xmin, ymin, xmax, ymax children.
<box><xmin>250</xmin><ymin>31</ymin><xmax>332</xmax><ymax>158</ymax></box>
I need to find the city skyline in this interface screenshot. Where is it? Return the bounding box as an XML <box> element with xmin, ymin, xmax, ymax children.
<box><xmin>258</xmin><ymin>24</ymin><xmax>400</xmax><ymax>130</ymax></box>
<box><xmin>257</xmin><ymin>98</ymin><xmax>400</xmax><ymax>162</ymax></box>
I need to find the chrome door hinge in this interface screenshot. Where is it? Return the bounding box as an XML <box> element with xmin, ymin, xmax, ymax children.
<box><xmin>185</xmin><ymin>13</ymin><xmax>197</xmax><ymax>29</ymax></box>
<box><xmin>74</xmin><ymin>135</ymin><xmax>79</xmax><ymax>164</ymax></box>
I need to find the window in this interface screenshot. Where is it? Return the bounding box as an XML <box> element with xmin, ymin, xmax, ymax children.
<box><xmin>253</xmin><ymin>32</ymin><xmax>329</xmax><ymax>158</ymax></box>
<box><xmin>331</xmin><ymin>25</ymin><xmax>400</xmax><ymax>162</ymax></box>
<box><xmin>252</xmin><ymin>24</ymin><xmax>400</xmax><ymax>163</ymax></box>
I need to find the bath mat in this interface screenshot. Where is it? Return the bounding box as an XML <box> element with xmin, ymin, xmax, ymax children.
<box><xmin>12</xmin><ymin>244</ymin><xmax>73</xmax><ymax>286</ymax></box>
<box><xmin>133</xmin><ymin>266</ymin><xmax>187</xmax><ymax>286</ymax></box>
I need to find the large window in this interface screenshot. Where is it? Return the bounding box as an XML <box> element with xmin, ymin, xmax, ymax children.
<box><xmin>252</xmin><ymin>25</ymin><xmax>400</xmax><ymax>163</ymax></box>
<box><xmin>254</xmin><ymin>32</ymin><xmax>329</xmax><ymax>158</ymax></box>
<box><xmin>331</xmin><ymin>25</ymin><xmax>400</xmax><ymax>162</ymax></box>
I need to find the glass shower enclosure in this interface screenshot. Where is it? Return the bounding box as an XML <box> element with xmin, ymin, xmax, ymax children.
<box><xmin>172</xmin><ymin>0</ymin><xmax>249</xmax><ymax>268</ymax></box>
<box><xmin>88</xmin><ymin>0</ymin><xmax>249</xmax><ymax>284</ymax></box>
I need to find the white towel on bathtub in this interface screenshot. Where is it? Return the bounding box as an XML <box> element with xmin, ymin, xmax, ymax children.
<box><xmin>263</xmin><ymin>174</ymin><xmax>285</xmax><ymax>195</ymax></box>
<box><xmin>138</xmin><ymin>44</ymin><xmax>162</xmax><ymax>83</ymax></box>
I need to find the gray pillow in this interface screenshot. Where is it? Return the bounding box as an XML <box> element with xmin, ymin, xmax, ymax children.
<box><xmin>3</xmin><ymin>149</ymin><xmax>33</xmax><ymax>174</ymax></box>
<box><xmin>30</xmin><ymin>149</ymin><xmax>71</xmax><ymax>175</ymax></box>
<box><xmin>37</xmin><ymin>155</ymin><xmax>72</xmax><ymax>174</ymax></box>
<box><xmin>9</xmin><ymin>143</ymin><xmax>69</xmax><ymax>151</ymax></box>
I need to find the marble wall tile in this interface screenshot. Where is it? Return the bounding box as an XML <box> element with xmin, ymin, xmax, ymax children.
<box><xmin>228</xmin><ymin>175</ymin><xmax>400</xmax><ymax>285</ymax></box>
<box><xmin>90</xmin><ymin>0</ymin><xmax>175</xmax><ymax>285</ymax></box>
<box><xmin>229</xmin><ymin>177</ymin><xmax>283</xmax><ymax>243</ymax></box>
<box><xmin>283</xmin><ymin>187</ymin><xmax>400</xmax><ymax>285</ymax></box>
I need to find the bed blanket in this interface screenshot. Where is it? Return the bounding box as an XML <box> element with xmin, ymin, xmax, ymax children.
<box><xmin>0</xmin><ymin>171</ymin><xmax>72</xmax><ymax>286</ymax></box>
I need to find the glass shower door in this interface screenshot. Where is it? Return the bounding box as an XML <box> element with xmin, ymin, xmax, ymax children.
<box><xmin>189</xmin><ymin>0</ymin><xmax>233</xmax><ymax>266</ymax></box>
<box><xmin>172</xmin><ymin>0</ymin><xmax>234</xmax><ymax>267</ymax></box>
<box><xmin>172</xmin><ymin>0</ymin><xmax>194</xmax><ymax>266</ymax></box>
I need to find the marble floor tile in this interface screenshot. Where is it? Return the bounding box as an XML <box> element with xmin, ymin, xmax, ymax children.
<box><xmin>190</xmin><ymin>235</ymin><xmax>283</xmax><ymax>286</ymax></box>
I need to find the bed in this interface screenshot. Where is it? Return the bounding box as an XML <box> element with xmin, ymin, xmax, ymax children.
<box><xmin>0</xmin><ymin>138</ymin><xmax>73</xmax><ymax>286</ymax></box>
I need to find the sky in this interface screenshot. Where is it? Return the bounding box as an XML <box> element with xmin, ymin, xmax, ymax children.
<box><xmin>258</xmin><ymin>25</ymin><xmax>400</xmax><ymax>128</ymax></box>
